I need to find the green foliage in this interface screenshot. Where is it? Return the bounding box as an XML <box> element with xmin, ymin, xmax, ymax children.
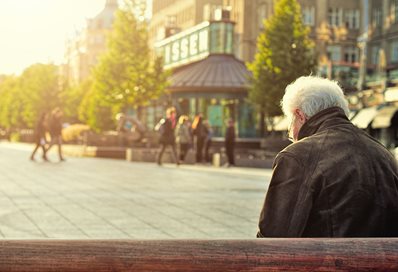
<box><xmin>60</xmin><ymin>79</ymin><xmax>91</xmax><ymax>123</ymax></box>
<box><xmin>19</xmin><ymin>64</ymin><xmax>61</xmax><ymax>127</ymax></box>
<box><xmin>0</xmin><ymin>76</ymin><xmax>25</xmax><ymax>129</ymax></box>
<box><xmin>82</xmin><ymin>0</ymin><xmax>168</xmax><ymax>131</ymax></box>
<box><xmin>247</xmin><ymin>0</ymin><xmax>316</xmax><ymax>119</ymax></box>
<box><xmin>0</xmin><ymin>64</ymin><xmax>62</xmax><ymax>129</ymax></box>
<box><xmin>78</xmin><ymin>83</ymin><xmax>114</xmax><ymax>132</ymax></box>
<box><xmin>0</xmin><ymin>0</ymin><xmax>168</xmax><ymax>133</ymax></box>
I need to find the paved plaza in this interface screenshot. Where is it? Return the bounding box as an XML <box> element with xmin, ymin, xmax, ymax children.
<box><xmin>0</xmin><ymin>142</ymin><xmax>272</xmax><ymax>239</ymax></box>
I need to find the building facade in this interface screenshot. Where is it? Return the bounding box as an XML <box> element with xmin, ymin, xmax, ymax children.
<box><xmin>150</xmin><ymin>0</ymin><xmax>258</xmax><ymax>138</ymax></box>
<box><xmin>150</xmin><ymin>0</ymin><xmax>224</xmax><ymax>46</ymax></box>
<box><xmin>223</xmin><ymin>0</ymin><xmax>363</xmax><ymax>90</ymax></box>
<box><xmin>149</xmin><ymin>0</ymin><xmax>366</xmax><ymax>138</ymax></box>
<box><xmin>63</xmin><ymin>0</ymin><xmax>118</xmax><ymax>85</ymax></box>
<box><xmin>222</xmin><ymin>0</ymin><xmax>273</xmax><ymax>63</ymax></box>
<box><xmin>349</xmin><ymin>0</ymin><xmax>398</xmax><ymax>149</ymax></box>
<box><xmin>366</xmin><ymin>0</ymin><xmax>398</xmax><ymax>86</ymax></box>
<box><xmin>149</xmin><ymin>18</ymin><xmax>256</xmax><ymax>137</ymax></box>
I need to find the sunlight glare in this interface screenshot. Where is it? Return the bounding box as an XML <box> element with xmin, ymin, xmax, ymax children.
<box><xmin>0</xmin><ymin>0</ymin><xmax>107</xmax><ymax>75</ymax></box>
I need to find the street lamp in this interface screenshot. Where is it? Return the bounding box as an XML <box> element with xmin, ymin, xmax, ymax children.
<box><xmin>357</xmin><ymin>0</ymin><xmax>369</xmax><ymax>91</ymax></box>
<box><xmin>316</xmin><ymin>22</ymin><xmax>332</xmax><ymax>78</ymax></box>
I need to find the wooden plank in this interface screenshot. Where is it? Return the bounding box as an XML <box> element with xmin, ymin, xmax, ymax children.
<box><xmin>0</xmin><ymin>239</ymin><xmax>396</xmax><ymax>271</ymax></box>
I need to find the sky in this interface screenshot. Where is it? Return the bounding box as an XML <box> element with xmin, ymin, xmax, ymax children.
<box><xmin>0</xmin><ymin>0</ymin><xmax>151</xmax><ymax>75</ymax></box>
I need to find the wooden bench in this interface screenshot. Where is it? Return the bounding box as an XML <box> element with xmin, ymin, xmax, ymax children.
<box><xmin>0</xmin><ymin>239</ymin><xmax>397</xmax><ymax>271</ymax></box>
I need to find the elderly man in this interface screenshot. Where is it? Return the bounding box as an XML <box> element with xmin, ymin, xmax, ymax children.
<box><xmin>257</xmin><ymin>76</ymin><xmax>398</xmax><ymax>237</ymax></box>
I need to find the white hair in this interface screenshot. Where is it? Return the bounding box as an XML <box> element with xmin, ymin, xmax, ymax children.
<box><xmin>282</xmin><ymin>76</ymin><xmax>350</xmax><ymax>120</ymax></box>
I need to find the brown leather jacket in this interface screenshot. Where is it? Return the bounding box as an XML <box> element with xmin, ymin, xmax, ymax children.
<box><xmin>258</xmin><ymin>107</ymin><xmax>398</xmax><ymax>237</ymax></box>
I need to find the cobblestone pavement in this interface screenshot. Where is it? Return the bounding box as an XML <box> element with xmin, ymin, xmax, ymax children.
<box><xmin>0</xmin><ymin>142</ymin><xmax>272</xmax><ymax>239</ymax></box>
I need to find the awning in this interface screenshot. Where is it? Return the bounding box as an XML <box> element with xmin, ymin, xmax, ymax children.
<box><xmin>371</xmin><ymin>106</ymin><xmax>398</xmax><ymax>129</ymax></box>
<box><xmin>169</xmin><ymin>54</ymin><xmax>250</xmax><ymax>93</ymax></box>
<box><xmin>351</xmin><ymin>106</ymin><xmax>378</xmax><ymax>129</ymax></box>
<box><xmin>273</xmin><ymin>116</ymin><xmax>289</xmax><ymax>131</ymax></box>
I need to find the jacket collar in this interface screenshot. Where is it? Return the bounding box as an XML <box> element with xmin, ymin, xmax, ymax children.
<box><xmin>298</xmin><ymin>107</ymin><xmax>350</xmax><ymax>140</ymax></box>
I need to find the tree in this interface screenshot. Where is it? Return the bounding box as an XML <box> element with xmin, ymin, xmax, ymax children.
<box><xmin>247</xmin><ymin>0</ymin><xmax>316</xmax><ymax>135</ymax></box>
<box><xmin>78</xmin><ymin>82</ymin><xmax>114</xmax><ymax>132</ymax></box>
<box><xmin>0</xmin><ymin>76</ymin><xmax>25</xmax><ymax>129</ymax></box>
<box><xmin>60</xmin><ymin>79</ymin><xmax>91</xmax><ymax>123</ymax></box>
<box><xmin>0</xmin><ymin>64</ymin><xmax>62</xmax><ymax>130</ymax></box>
<box><xmin>84</xmin><ymin>0</ymin><xmax>168</xmax><ymax>131</ymax></box>
<box><xmin>19</xmin><ymin>64</ymin><xmax>61</xmax><ymax>127</ymax></box>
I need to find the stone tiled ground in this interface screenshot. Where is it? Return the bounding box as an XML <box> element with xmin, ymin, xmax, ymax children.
<box><xmin>0</xmin><ymin>142</ymin><xmax>272</xmax><ymax>239</ymax></box>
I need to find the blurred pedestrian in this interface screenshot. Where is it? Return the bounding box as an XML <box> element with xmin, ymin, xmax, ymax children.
<box><xmin>225</xmin><ymin>118</ymin><xmax>235</xmax><ymax>167</ymax></box>
<box><xmin>203</xmin><ymin>120</ymin><xmax>213</xmax><ymax>163</ymax></box>
<box><xmin>175</xmin><ymin>115</ymin><xmax>192</xmax><ymax>163</ymax></box>
<box><xmin>30</xmin><ymin>112</ymin><xmax>49</xmax><ymax>161</ymax></box>
<box><xmin>192</xmin><ymin>113</ymin><xmax>206</xmax><ymax>163</ymax></box>
<box><xmin>46</xmin><ymin>107</ymin><xmax>65</xmax><ymax>162</ymax></box>
<box><xmin>186</xmin><ymin>118</ymin><xmax>194</xmax><ymax>148</ymax></box>
<box><xmin>156</xmin><ymin>107</ymin><xmax>179</xmax><ymax>166</ymax></box>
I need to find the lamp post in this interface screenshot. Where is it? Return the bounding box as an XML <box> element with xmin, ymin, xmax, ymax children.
<box><xmin>316</xmin><ymin>22</ymin><xmax>332</xmax><ymax>78</ymax></box>
<box><xmin>357</xmin><ymin>0</ymin><xmax>369</xmax><ymax>91</ymax></box>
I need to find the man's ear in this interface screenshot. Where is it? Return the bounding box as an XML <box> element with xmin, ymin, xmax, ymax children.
<box><xmin>294</xmin><ymin>109</ymin><xmax>307</xmax><ymax>124</ymax></box>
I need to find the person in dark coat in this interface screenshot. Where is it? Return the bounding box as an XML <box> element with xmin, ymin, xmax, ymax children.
<box><xmin>192</xmin><ymin>113</ymin><xmax>206</xmax><ymax>163</ymax></box>
<box><xmin>156</xmin><ymin>107</ymin><xmax>179</xmax><ymax>166</ymax></box>
<box><xmin>225</xmin><ymin>118</ymin><xmax>236</xmax><ymax>166</ymax></box>
<box><xmin>257</xmin><ymin>76</ymin><xmax>398</xmax><ymax>238</ymax></box>
<box><xmin>46</xmin><ymin>107</ymin><xmax>65</xmax><ymax>161</ymax></box>
<box><xmin>30</xmin><ymin>112</ymin><xmax>49</xmax><ymax>161</ymax></box>
<box><xmin>175</xmin><ymin>115</ymin><xmax>192</xmax><ymax>163</ymax></box>
<box><xmin>203</xmin><ymin>120</ymin><xmax>213</xmax><ymax>163</ymax></box>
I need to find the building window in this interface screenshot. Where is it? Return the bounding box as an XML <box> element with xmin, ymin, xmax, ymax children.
<box><xmin>166</xmin><ymin>15</ymin><xmax>177</xmax><ymax>27</ymax></box>
<box><xmin>371</xmin><ymin>45</ymin><xmax>380</xmax><ymax>65</ymax></box>
<box><xmin>344</xmin><ymin>9</ymin><xmax>360</xmax><ymax>29</ymax></box>
<box><xmin>302</xmin><ymin>6</ymin><xmax>315</xmax><ymax>26</ymax></box>
<box><xmin>258</xmin><ymin>4</ymin><xmax>267</xmax><ymax>28</ymax></box>
<box><xmin>344</xmin><ymin>47</ymin><xmax>358</xmax><ymax>63</ymax></box>
<box><xmin>327</xmin><ymin>45</ymin><xmax>341</xmax><ymax>62</ymax></box>
<box><xmin>373</xmin><ymin>6</ymin><xmax>382</xmax><ymax>27</ymax></box>
<box><xmin>390</xmin><ymin>40</ymin><xmax>398</xmax><ymax>62</ymax></box>
<box><xmin>95</xmin><ymin>35</ymin><xmax>103</xmax><ymax>44</ymax></box>
<box><xmin>328</xmin><ymin>7</ymin><xmax>343</xmax><ymax>26</ymax></box>
<box><xmin>391</xmin><ymin>0</ymin><xmax>398</xmax><ymax>24</ymax></box>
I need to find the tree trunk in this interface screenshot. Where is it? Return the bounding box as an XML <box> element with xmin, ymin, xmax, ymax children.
<box><xmin>259</xmin><ymin>110</ymin><xmax>265</xmax><ymax>137</ymax></box>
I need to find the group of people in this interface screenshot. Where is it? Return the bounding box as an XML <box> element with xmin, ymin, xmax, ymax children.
<box><xmin>156</xmin><ymin>107</ymin><xmax>235</xmax><ymax>166</ymax></box>
<box><xmin>30</xmin><ymin>107</ymin><xmax>65</xmax><ymax>162</ymax></box>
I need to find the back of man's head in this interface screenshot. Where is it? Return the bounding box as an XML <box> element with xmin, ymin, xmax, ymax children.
<box><xmin>282</xmin><ymin>76</ymin><xmax>349</xmax><ymax>120</ymax></box>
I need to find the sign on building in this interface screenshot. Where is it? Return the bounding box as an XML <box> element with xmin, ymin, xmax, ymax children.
<box><xmin>155</xmin><ymin>21</ymin><xmax>234</xmax><ymax>69</ymax></box>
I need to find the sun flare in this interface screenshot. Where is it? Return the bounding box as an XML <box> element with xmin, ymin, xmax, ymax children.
<box><xmin>0</xmin><ymin>0</ymin><xmax>107</xmax><ymax>75</ymax></box>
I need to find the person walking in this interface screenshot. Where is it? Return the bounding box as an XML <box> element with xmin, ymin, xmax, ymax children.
<box><xmin>203</xmin><ymin>120</ymin><xmax>213</xmax><ymax>163</ymax></box>
<box><xmin>30</xmin><ymin>112</ymin><xmax>49</xmax><ymax>161</ymax></box>
<box><xmin>46</xmin><ymin>107</ymin><xmax>65</xmax><ymax>162</ymax></box>
<box><xmin>175</xmin><ymin>115</ymin><xmax>192</xmax><ymax>163</ymax></box>
<box><xmin>192</xmin><ymin>113</ymin><xmax>206</xmax><ymax>163</ymax></box>
<box><xmin>156</xmin><ymin>107</ymin><xmax>179</xmax><ymax>166</ymax></box>
<box><xmin>225</xmin><ymin>118</ymin><xmax>236</xmax><ymax>167</ymax></box>
<box><xmin>257</xmin><ymin>76</ymin><xmax>398</xmax><ymax>238</ymax></box>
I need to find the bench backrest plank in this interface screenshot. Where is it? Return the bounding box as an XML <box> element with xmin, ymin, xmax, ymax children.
<box><xmin>0</xmin><ymin>239</ymin><xmax>397</xmax><ymax>271</ymax></box>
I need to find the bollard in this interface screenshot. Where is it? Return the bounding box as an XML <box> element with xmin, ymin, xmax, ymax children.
<box><xmin>126</xmin><ymin>148</ymin><xmax>133</xmax><ymax>162</ymax></box>
<box><xmin>212</xmin><ymin>153</ymin><xmax>221</xmax><ymax>167</ymax></box>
